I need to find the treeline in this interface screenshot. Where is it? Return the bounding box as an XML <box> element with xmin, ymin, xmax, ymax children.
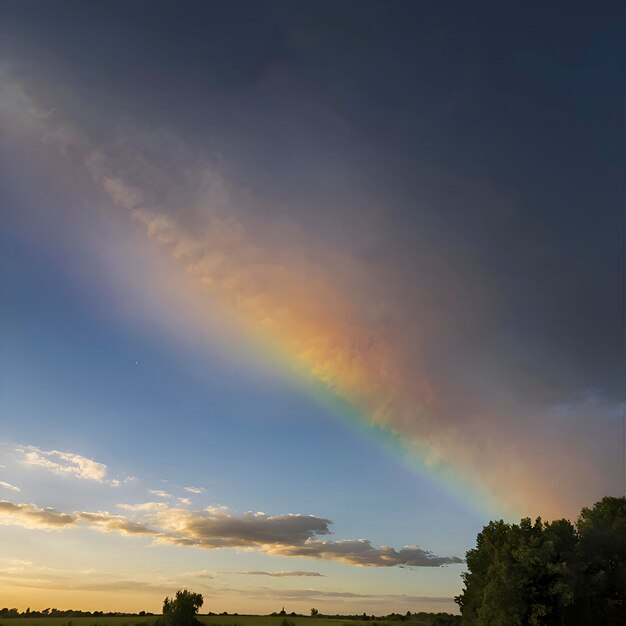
<box><xmin>333</xmin><ymin>616</ymin><xmax>459</xmax><ymax>626</ymax></box>
<box><xmin>0</xmin><ymin>611</ymin><xmax>458</xmax><ymax>622</ymax></box>
<box><xmin>456</xmin><ymin>496</ymin><xmax>626</xmax><ymax>625</ymax></box>
<box><xmin>269</xmin><ymin>612</ymin><xmax>458</xmax><ymax>623</ymax></box>
<box><xmin>0</xmin><ymin>610</ymin><xmax>155</xmax><ymax>618</ymax></box>
<box><xmin>0</xmin><ymin>609</ymin><xmax>458</xmax><ymax>624</ymax></box>
<box><xmin>309</xmin><ymin>614</ymin><xmax>458</xmax><ymax>625</ymax></box>
<box><xmin>155</xmin><ymin>591</ymin><xmax>460</xmax><ymax>626</ymax></box>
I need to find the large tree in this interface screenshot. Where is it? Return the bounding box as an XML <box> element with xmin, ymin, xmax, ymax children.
<box><xmin>574</xmin><ymin>496</ymin><xmax>626</xmax><ymax>624</ymax></box>
<box><xmin>456</xmin><ymin>497</ymin><xmax>626</xmax><ymax>625</ymax></box>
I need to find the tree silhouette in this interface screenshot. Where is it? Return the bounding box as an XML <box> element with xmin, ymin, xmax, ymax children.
<box><xmin>162</xmin><ymin>589</ymin><xmax>203</xmax><ymax>626</ymax></box>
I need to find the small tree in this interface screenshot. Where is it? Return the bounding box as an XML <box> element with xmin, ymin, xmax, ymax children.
<box><xmin>162</xmin><ymin>589</ymin><xmax>204</xmax><ymax>626</ymax></box>
<box><xmin>310</xmin><ymin>608</ymin><xmax>319</xmax><ymax>617</ymax></box>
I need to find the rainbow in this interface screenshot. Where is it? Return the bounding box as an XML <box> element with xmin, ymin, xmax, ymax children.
<box><xmin>0</xmin><ymin>74</ymin><xmax>561</xmax><ymax>520</ymax></box>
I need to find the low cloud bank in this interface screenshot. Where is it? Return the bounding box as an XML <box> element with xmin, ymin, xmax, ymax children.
<box><xmin>239</xmin><ymin>570</ymin><xmax>324</xmax><ymax>577</ymax></box>
<box><xmin>276</xmin><ymin>539</ymin><xmax>463</xmax><ymax>567</ymax></box>
<box><xmin>0</xmin><ymin>499</ymin><xmax>462</xmax><ymax>568</ymax></box>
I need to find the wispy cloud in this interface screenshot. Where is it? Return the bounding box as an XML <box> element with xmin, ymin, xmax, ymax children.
<box><xmin>246</xmin><ymin>588</ymin><xmax>454</xmax><ymax>603</ymax></box>
<box><xmin>0</xmin><ymin>498</ymin><xmax>462</xmax><ymax>568</ymax></box>
<box><xmin>0</xmin><ymin>571</ymin><xmax>174</xmax><ymax>594</ymax></box>
<box><xmin>0</xmin><ymin>481</ymin><xmax>20</xmax><ymax>492</ymax></box>
<box><xmin>118</xmin><ymin>501</ymin><xmax>168</xmax><ymax>512</ymax></box>
<box><xmin>16</xmin><ymin>445</ymin><xmax>108</xmax><ymax>483</ymax></box>
<box><xmin>183</xmin><ymin>486</ymin><xmax>204</xmax><ymax>494</ymax></box>
<box><xmin>148</xmin><ymin>489</ymin><xmax>172</xmax><ymax>499</ymax></box>
<box><xmin>238</xmin><ymin>570</ymin><xmax>324</xmax><ymax>577</ymax></box>
<box><xmin>0</xmin><ymin>560</ymin><xmax>455</xmax><ymax>609</ymax></box>
<box><xmin>76</xmin><ymin>511</ymin><xmax>155</xmax><ymax>536</ymax></box>
<box><xmin>0</xmin><ymin>564</ymin><xmax>452</xmax><ymax>605</ymax></box>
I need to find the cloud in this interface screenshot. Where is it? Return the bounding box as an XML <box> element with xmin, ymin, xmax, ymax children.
<box><xmin>16</xmin><ymin>445</ymin><xmax>108</xmax><ymax>483</ymax></box>
<box><xmin>3</xmin><ymin>67</ymin><xmax>619</xmax><ymax>519</ymax></box>
<box><xmin>0</xmin><ymin>565</ymin><xmax>452</xmax><ymax>604</ymax></box>
<box><xmin>53</xmin><ymin>121</ymin><xmax>565</xmax><ymax>519</ymax></box>
<box><xmin>0</xmin><ymin>500</ymin><xmax>75</xmax><ymax>529</ymax></box>
<box><xmin>153</xmin><ymin>508</ymin><xmax>333</xmax><ymax>549</ymax></box>
<box><xmin>184</xmin><ymin>486</ymin><xmax>204</xmax><ymax>494</ymax></box>
<box><xmin>148</xmin><ymin>489</ymin><xmax>172</xmax><ymax>498</ymax></box>
<box><xmin>0</xmin><ymin>570</ymin><xmax>174</xmax><ymax>594</ymax></box>
<box><xmin>0</xmin><ymin>501</ymin><xmax>155</xmax><ymax>536</ymax></box>
<box><xmin>118</xmin><ymin>501</ymin><xmax>168</xmax><ymax>512</ymax></box>
<box><xmin>0</xmin><ymin>560</ymin><xmax>454</xmax><ymax>608</ymax></box>
<box><xmin>274</xmin><ymin>540</ymin><xmax>463</xmax><ymax>567</ymax></box>
<box><xmin>0</xmin><ymin>481</ymin><xmax>20</xmax><ymax>492</ymax></box>
<box><xmin>0</xmin><ymin>498</ymin><xmax>461</xmax><ymax>568</ymax></box>
<box><xmin>249</xmin><ymin>588</ymin><xmax>454</xmax><ymax>603</ymax></box>
<box><xmin>75</xmin><ymin>512</ymin><xmax>156</xmax><ymax>536</ymax></box>
<box><xmin>238</xmin><ymin>570</ymin><xmax>324</xmax><ymax>577</ymax></box>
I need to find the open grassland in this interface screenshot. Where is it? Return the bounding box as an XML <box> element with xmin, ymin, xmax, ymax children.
<box><xmin>0</xmin><ymin>618</ymin><xmax>450</xmax><ymax>626</ymax></box>
<box><xmin>0</xmin><ymin>620</ymin><xmax>156</xmax><ymax>626</ymax></box>
<box><xmin>0</xmin><ymin>619</ymin><xmax>392</xmax><ymax>626</ymax></box>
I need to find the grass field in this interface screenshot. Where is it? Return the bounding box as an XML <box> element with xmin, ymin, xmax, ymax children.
<box><xmin>0</xmin><ymin>619</ymin><xmax>392</xmax><ymax>626</ymax></box>
<box><xmin>0</xmin><ymin>617</ymin><xmax>458</xmax><ymax>626</ymax></box>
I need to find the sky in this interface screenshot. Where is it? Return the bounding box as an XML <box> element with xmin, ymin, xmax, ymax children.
<box><xmin>0</xmin><ymin>0</ymin><xmax>624</xmax><ymax>616</ymax></box>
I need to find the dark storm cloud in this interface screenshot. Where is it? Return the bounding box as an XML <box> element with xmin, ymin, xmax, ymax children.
<box><xmin>0</xmin><ymin>1</ymin><xmax>622</xmax><ymax>518</ymax></box>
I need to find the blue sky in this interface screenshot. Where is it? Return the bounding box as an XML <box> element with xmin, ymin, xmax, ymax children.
<box><xmin>0</xmin><ymin>0</ymin><xmax>624</xmax><ymax>615</ymax></box>
<box><xmin>0</xmin><ymin>157</ymin><xmax>480</xmax><ymax>612</ymax></box>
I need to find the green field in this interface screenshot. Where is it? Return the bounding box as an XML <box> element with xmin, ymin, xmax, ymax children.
<box><xmin>0</xmin><ymin>619</ymin><xmax>162</xmax><ymax>626</ymax></box>
<box><xmin>0</xmin><ymin>618</ymin><xmax>457</xmax><ymax>626</ymax></box>
<box><xmin>0</xmin><ymin>619</ymin><xmax>391</xmax><ymax>626</ymax></box>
